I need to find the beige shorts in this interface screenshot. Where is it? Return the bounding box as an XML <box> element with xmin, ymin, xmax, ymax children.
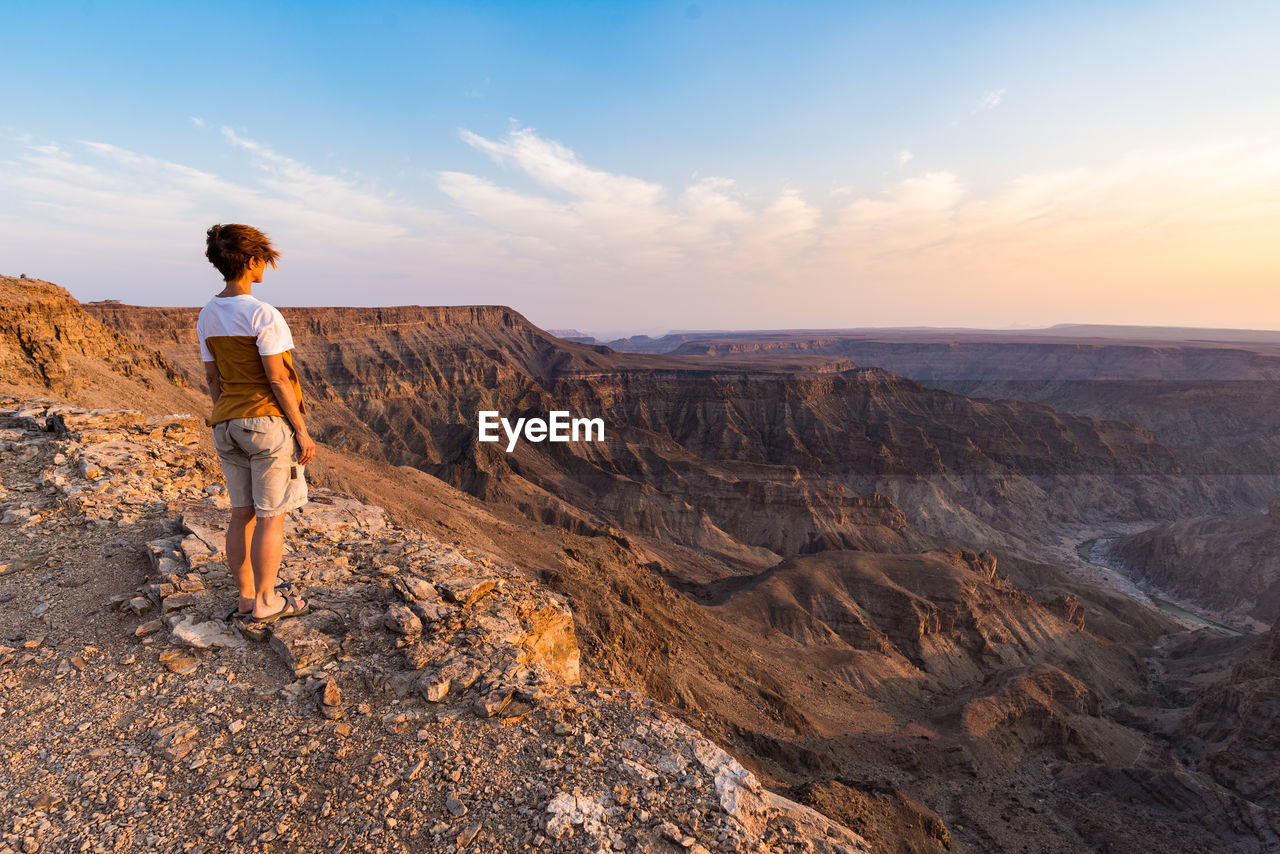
<box><xmin>212</xmin><ymin>416</ymin><xmax>308</xmax><ymax>517</ymax></box>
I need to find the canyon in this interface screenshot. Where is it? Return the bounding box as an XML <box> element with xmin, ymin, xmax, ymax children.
<box><xmin>3</xmin><ymin>277</ymin><xmax>1278</xmax><ymax>852</ymax></box>
<box><xmin>596</xmin><ymin>324</ymin><xmax>1280</xmax><ymax>627</ymax></box>
<box><xmin>83</xmin><ymin>299</ymin><xmax>1271</xmax><ymax>569</ymax></box>
<box><xmin>608</xmin><ymin>325</ymin><xmax>1280</xmax><ymax>454</ymax></box>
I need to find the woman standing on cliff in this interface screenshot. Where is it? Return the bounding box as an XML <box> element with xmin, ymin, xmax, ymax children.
<box><xmin>198</xmin><ymin>223</ymin><xmax>314</xmax><ymax>623</ymax></box>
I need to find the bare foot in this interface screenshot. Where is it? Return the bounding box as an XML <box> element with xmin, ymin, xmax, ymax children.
<box><xmin>251</xmin><ymin>592</ymin><xmax>309</xmax><ymax>621</ymax></box>
<box><xmin>252</xmin><ymin>590</ymin><xmax>287</xmax><ymax>619</ymax></box>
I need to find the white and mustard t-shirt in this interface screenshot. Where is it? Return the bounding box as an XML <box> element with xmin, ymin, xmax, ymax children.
<box><xmin>196</xmin><ymin>294</ymin><xmax>306</xmax><ymax>426</ymax></box>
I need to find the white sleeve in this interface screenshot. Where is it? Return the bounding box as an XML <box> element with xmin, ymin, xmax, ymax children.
<box><xmin>197</xmin><ymin>313</ymin><xmax>214</xmax><ymax>362</ymax></box>
<box><xmin>254</xmin><ymin>306</ymin><xmax>295</xmax><ymax>356</ymax></box>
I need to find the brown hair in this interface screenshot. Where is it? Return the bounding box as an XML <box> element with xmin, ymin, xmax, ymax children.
<box><xmin>205</xmin><ymin>223</ymin><xmax>279</xmax><ymax>280</ymax></box>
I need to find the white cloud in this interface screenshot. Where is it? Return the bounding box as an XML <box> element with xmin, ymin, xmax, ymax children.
<box><xmin>0</xmin><ymin>129</ymin><xmax>455</xmax><ymax>299</ymax></box>
<box><xmin>189</xmin><ymin>116</ymin><xmax>205</xmax><ymax>128</ymax></box>
<box><xmin>844</xmin><ymin>171</ymin><xmax>966</xmax><ymax>222</ymax></box>
<box><xmin>219</xmin><ymin>127</ymin><xmax>427</xmax><ymax>241</ymax></box>
<box><xmin>896</xmin><ymin>149</ymin><xmax>913</xmax><ymax>166</ymax></box>
<box><xmin>437</xmin><ymin>170</ymin><xmax>579</xmax><ymax>241</ymax></box>
<box><xmin>459</xmin><ymin>127</ymin><xmax>665</xmax><ymax>209</ymax></box>
<box><xmin>2</xmin><ymin>125</ymin><xmax>1278</xmax><ymax>329</ymax></box>
<box><xmin>440</xmin><ymin>127</ymin><xmax>833</xmax><ymax>275</ymax></box>
<box><xmin>975</xmin><ymin>88</ymin><xmax>1007</xmax><ymax>112</ymax></box>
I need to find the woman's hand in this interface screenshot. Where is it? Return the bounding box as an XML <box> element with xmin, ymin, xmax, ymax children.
<box><xmin>295</xmin><ymin>430</ymin><xmax>316</xmax><ymax>465</ymax></box>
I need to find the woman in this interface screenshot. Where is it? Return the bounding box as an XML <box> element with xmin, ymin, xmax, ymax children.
<box><xmin>198</xmin><ymin>223</ymin><xmax>314</xmax><ymax>623</ymax></box>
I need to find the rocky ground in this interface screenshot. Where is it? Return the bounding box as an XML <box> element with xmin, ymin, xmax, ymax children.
<box><xmin>0</xmin><ymin>399</ymin><xmax>870</xmax><ymax>854</ymax></box>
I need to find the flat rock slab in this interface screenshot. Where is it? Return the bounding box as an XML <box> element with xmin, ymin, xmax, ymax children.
<box><xmin>269</xmin><ymin>617</ymin><xmax>342</xmax><ymax>677</ymax></box>
<box><xmin>473</xmin><ymin>688</ymin><xmax>513</xmax><ymax>717</ymax></box>
<box><xmin>179</xmin><ymin>501</ymin><xmax>228</xmax><ymax>562</ymax></box>
<box><xmin>383</xmin><ymin>603</ymin><xmax>422</xmax><ymax>636</ymax></box>
<box><xmin>291</xmin><ymin>495</ymin><xmax>386</xmax><ymax>533</ymax></box>
<box><xmin>170</xmin><ymin>615</ymin><xmax>245</xmax><ymax>650</ymax></box>
<box><xmin>435</xmin><ymin>575</ymin><xmax>497</xmax><ymax>606</ymax></box>
<box><xmin>392</xmin><ymin>574</ymin><xmax>439</xmax><ymax>603</ymax></box>
<box><xmin>438</xmin><ymin>656</ymin><xmax>486</xmax><ymax>690</ymax></box>
<box><xmin>159</xmin><ymin>591</ymin><xmax>205</xmax><ymax>613</ymax></box>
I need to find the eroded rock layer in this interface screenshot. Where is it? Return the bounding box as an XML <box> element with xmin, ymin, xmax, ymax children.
<box><xmin>84</xmin><ymin>297</ymin><xmax>1261</xmax><ymax>570</ymax></box>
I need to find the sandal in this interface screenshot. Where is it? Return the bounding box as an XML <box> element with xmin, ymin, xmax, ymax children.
<box><xmin>222</xmin><ymin>581</ymin><xmax>296</xmax><ymax>622</ymax></box>
<box><xmin>244</xmin><ymin>593</ymin><xmax>310</xmax><ymax>625</ymax></box>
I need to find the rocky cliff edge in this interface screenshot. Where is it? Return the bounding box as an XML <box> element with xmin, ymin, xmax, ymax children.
<box><xmin>0</xmin><ymin>398</ymin><xmax>869</xmax><ymax>854</ymax></box>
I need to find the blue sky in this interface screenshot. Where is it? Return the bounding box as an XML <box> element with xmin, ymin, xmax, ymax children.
<box><xmin>3</xmin><ymin>1</ymin><xmax>1279</xmax><ymax>335</ymax></box>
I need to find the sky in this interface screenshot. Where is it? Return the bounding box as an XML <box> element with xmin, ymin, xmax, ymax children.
<box><xmin>2</xmin><ymin>0</ymin><xmax>1279</xmax><ymax>336</ymax></box>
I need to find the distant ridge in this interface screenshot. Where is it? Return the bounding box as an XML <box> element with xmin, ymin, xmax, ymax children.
<box><xmin>604</xmin><ymin>323</ymin><xmax>1280</xmax><ymax>353</ymax></box>
<box><xmin>1041</xmin><ymin>323</ymin><xmax>1280</xmax><ymax>343</ymax></box>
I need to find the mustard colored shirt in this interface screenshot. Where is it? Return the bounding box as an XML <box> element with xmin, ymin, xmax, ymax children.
<box><xmin>196</xmin><ymin>294</ymin><xmax>307</xmax><ymax>427</ymax></box>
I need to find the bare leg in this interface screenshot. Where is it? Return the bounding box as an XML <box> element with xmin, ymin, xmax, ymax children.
<box><xmin>225</xmin><ymin>506</ymin><xmax>258</xmax><ymax>613</ymax></box>
<box><xmin>250</xmin><ymin>513</ymin><xmax>291</xmax><ymax>618</ymax></box>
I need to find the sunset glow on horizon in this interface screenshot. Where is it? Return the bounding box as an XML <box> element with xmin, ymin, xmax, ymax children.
<box><xmin>2</xmin><ymin>1</ymin><xmax>1278</xmax><ymax>335</ymax></box>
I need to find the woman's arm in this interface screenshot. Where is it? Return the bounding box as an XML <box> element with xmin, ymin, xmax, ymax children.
<box><xmin>203</xmin><ymin>360</ymin><xmax>222</xmax><ymax>405</ymax></box>
<box><xmin>261</xmin><ymin>352</ymin><xmax>316</xmax><ymax>465</ymax></box>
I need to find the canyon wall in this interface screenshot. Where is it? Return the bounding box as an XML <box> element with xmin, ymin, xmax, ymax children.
<box><xmin>85</xmin><ymin>300</ymin><xmax>1262</xmax><ymax>574</ymax></box>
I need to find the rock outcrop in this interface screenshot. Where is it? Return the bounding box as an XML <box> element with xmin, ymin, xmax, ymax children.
<box><xmin>1</xmin><ymin>399</ymin><xmax>869</xmax><ymax>853</ymax></box>
<box><xmin>0</xmin><ymin>278</ymin><xmax>190</xmax><ymax>401</ymax></box>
